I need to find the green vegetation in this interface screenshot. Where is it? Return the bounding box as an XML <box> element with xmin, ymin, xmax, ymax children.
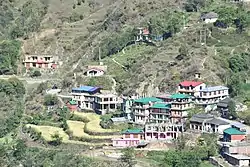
<box><xmin>0</xmin><ymin>40</ymin><xmax>21</xmax><ymax>74</ymax></box>
<box><xmin>147</xmin><ymin>134</ymin><xmax>217</xmax><ymax>167</ymax></box>
<box><xmin>0</xmin><ymin>78</ymin><xmax>25</xmax><ymax>138</ymax></box>
<box><xmin>44</xmin><ymin>94</ymin><xmax>58</xmax><ymax>106</ymax></box>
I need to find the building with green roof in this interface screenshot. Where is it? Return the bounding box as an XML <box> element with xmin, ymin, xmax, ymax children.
<box><xmin>170</xmin><ymin>93</ymin><xmax>194</xmax><ymax>124</ymax></box>
<box><xmin>134</xmin><ymin>97</ymin><xmax>163</xmax><ymax>104</ymax></box>
<box><xmin>170</xmin><ymin>93</ymin><xmax>191</xmax><ymax>99</ymax></box>
<box><xmin>223</xmin><ymin>127</ymin><xmax>246</xmax><ymax>142</ymax></box>
<box><xmin>149</xmin><ymin>103</ymin><xmax>171</xmax><ymax>124</ymax></box>
<box><xmin>132</xmin><ymin>97</ymin><xmax>163</xmax><ymax>125</ymax></box>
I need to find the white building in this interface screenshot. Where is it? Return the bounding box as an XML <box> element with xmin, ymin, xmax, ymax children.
<box><xmin>189</xmin><ymin>113</ymin><xmax>231</xmax><ymax>134</ymax></box>
<box><xmin>145</xmin><ymin>123</ymin><xmax>183</xmax><ymax>141</ymax></box>
<box><xmin>95</xmin><ymin>91</ymin><xmax>123</xmax><ymax>115</ymax></box>
<box><xmin>200</xmin><ymin>12</ymin><xmax>218</xmax><ymax>24</ymax></box>
<box><xmin>132</xmin><ymin>97</ymin><xmax>163</xmax><ymax>125</ymax></box>
<box><xmin>196</xmin><ymin>86</ymin><xmax>229</xmax><ymax>106</ymax></box>
<box><xmin>177</xmin><ymin>81</ymin><xmax>206</xmax><ymax>96</ymax></box>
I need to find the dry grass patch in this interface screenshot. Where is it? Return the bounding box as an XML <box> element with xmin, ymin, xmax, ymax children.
<box><xmin>67</xmin><ymin>120</ymin><xmax>121</xmax><ymax>139</ymax></box>
<box><xmin>73</xmin><ymin>112</ymin><xmax>120</xmax><ymax>134</ymax></box>
<box><xmin>26</xmin><ymin>124</ymin><xmax>69</xmax><ymax>141</ymax></box>
<box><xmin>26</xmin><ymin>124</ymin><xmax>109</xmax><ymax>146</ymax></box>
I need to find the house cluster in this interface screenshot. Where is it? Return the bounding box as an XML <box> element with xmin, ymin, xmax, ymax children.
<box><xmin>112</xmin><ymin>80</ymin><xmax>231</xmax><ymax>147</ymax></box>
<box><xmin>67</xmin><ymin>85</ymin><xmax>122</xmax><ymax>115</ymax></box>
<box><xmin>23</xmin><ymin>54</ymin><xmax>58</xmax><ymax>69</ymax></box>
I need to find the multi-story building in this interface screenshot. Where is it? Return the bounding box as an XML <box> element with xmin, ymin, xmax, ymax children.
<box><xmin>148</xmin><ymin>103</ymin><xmax>171</xmax><ymax>124</ymax></box>
<box><xmin>121</xmin><ymin>95</ymin><xmax>141</xmax><ymax>121</ymax></box>
<box><xmin>170</xmin><ymin>93</ymin><xmax>194</xmax><ymax>123</ymax></box>
<box><xmin>178</xmin><ymin>81</ymin><xmax>206</xmax><ymax>96</ymax></box>
<box><xmin>71</xmin><ymin>85</ymin><xmax>122</xmax><ymax>114</ymax></box>
<box><xmin>23</xmin><ymin>54</ymin><xmax>57</xmax><ymax>69</ymax></box>
<box><xmin>71</xmin><ymin>86</ymin><xmax>101</xmax><ymax>111</ymax></box>
<box><xmin>189</xmin><ymin>113</ymin><xmax>230</xmax><ymax>134</ymax></box>
<box><xmin>195</xmin><ymin>86</ymin><xmax>229</xmax><ymax>107</ymax></box>
<box><xmin>145</xmin><ymin>123</ymin><xmax>183</xmax><ymax>141</ymax></box>
<box><xmin>95</xmin><ymin>92</ymin><xmax>122</xmax><ymax>115</ymax></box>
<box><xmin>132</xmin><ymin>97</ymin><xmax>163</xmax><ymax>125</ymax></box>
<box><xmin>155</xmin><ymin>93</ymin><xmax>172</xmax><ymax>103</ymax></box>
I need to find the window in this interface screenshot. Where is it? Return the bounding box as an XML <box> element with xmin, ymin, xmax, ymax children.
<box><xmin>134</xmin><ymin>134</ymin><xmax>138</xmax><ymax>138</ymax></box>
<box><xmin>116</xmin><ymin>141</ymin><xmax>118</xmax><ymax>144</ymax></box>
<box><xmin>218</xmin><ymin>90</ymin><xmax>221</xmax><ymax>94</ymax></box>
<box><xmin>214</xmin><ymin>91</ymin><xmax>216</xmax><ymax>95</ymax></box>
<box><xmin>209</xmin><ymin>92</ymin><xmax>212</xmax><ymax>96</ymax></box>
<box><xmin>104</xmin><ymin>98</ymin><xmax>109</xmax><ymax>101</ymax></box>
<box><xmin>203</xmin><ymin>92</ymin><xmax>207</xmax><ymax>96</ymax></box>
<box><xmin>125</xmin><ymin>134</ymin><xmax>130</xmax><ymax>138</ymax></box>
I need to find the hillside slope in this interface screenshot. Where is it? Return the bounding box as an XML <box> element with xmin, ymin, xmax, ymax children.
<box><xmin>1</xmin><ymin>0</ymin><xmax>250</xmax><ymax>97</ymax></box>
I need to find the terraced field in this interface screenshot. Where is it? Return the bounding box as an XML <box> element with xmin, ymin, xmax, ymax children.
<box><xmin>25</xmin><ymin>124</ymin><xmax>109</xmax><ymax>146</ymax></box>
<box><xmin>67</xmin><ymin>120</ymin><xmax>121</xmax><ymax>139</ymax></box>
<box><xmin>73</xmin><ymin>112</ymin><xmax>120</xmax><ymax>134</ymax></box>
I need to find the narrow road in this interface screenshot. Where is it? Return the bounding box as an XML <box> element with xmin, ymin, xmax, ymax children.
<box><xmin>0</xmin><ymin>75</ymin><xmax>61</xmax><ymax>84</ymax></box>
<box><xmin>112</xmin><ymin>58</ymin><xmax>126</xmax><ymax>69</ymax></box>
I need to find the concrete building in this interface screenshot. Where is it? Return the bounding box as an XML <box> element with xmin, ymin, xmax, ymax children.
<box><xmin>170</xmin><ymin>93</ymin><xmax>194</xmax><ymax>123</ymax></box>
<box><xmin>71</xmin><ymin>86</ymin><xmax>101</xmax><ymax>111</ymax></box>
<box><xmin>177</xmin><ymin>81</ymin><xmax>206</xmax><ymax>96</ymax></box>
<box><xmin>224</xmin><ymin>153</ymin><xmax>250</xmax><ymax>167</ymax></box>
<box><xmin>200</xmin><ymin>12</ymin><xmax>218</xmax><ymax>24</ymax></box>
<box><xmin>71</xmin><ymin>86</ymin><xmax>122</xmax><ymax>114</ymax></box>
<box><xmin>84</xmin><ymin>65</ymin><xmax>107</xmax><ymax>77</ymax></box>
<box><xmin>196</xmin><ymin>86</ymin><xmax>229</xmax><ymax>107</ymax></box>
<box><xmin>223</xmin><ymin>128</ymin><xmax>247</xmax><ymax>142</ymax></box>
<box><xmin>112</xmin><ymin>129</ymin><xmax>144</xmax><ymax>147</ymax></box>
<box><xmin>189</xmin><ymin>113</ymin><xmax>230</xmax><ymax>134</ymax></box>
<box><xmin>149</xmin><ymin>103</ymin><xmax>171</xmax><ymax>123</ymax></box>
<box><xmin>145</xmin><ymin>123</ymin><xmax>183</xmax><ymax>141</ymax></box>
<box><xmin>122</xmin><ymin>95</ymin><xmax>140</xmax><ymax>121</ymax></box>
<box><xmin>23</xmin><ymin>54</ymin><xmax>57</xmax><ymax>69</ymax></box>
<box><xmin>132</xmin><ymin>97</ymin><xmax>163</xmax><ymax>125</ymax></box>
<box><xmin>95</xmin><ymin>92</ymin><xmax>122</xmax><ymax>115</ymax></box>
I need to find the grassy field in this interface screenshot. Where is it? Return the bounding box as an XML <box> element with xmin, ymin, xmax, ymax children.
<box><xmin>67</xmin><ymin>120</ymin><xmax>121</xmax><ymax>139</ymax></box>
<box><xmin>73</xmin><ymin>112</ymin><xmax>120</xmax><ymax>134</ymax></box>
<box><xmin>25</xmin><ymin>124</ymin><xmax>109</xmax><ymax>146</ymax></box>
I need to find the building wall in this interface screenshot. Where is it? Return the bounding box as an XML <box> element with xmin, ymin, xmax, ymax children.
<box><xmin>231</xmin><ymin>135</ymin><xmax>246</xmax><ymax>141</ymax></box>
<box><xmin>86</xmin><ymin>70</ymin><xmax>104</xmax><ymax>77</ymax></box>
<box><xmin>178</xmin><ymin>83</ymin><xmax>206</xmax><ymax>96</ymax></box>
<box><xmin>227</xmin><ymin>145</ymin><xmax>250</xmax><ymax>155</ymax></box>
<box><xmin>112</xmin><ymin>139</ymin><xmax>140</xmax><ymax>147</ymax></box>
<box><xmin>204</xmin><ymin>18</ymin><xmax>218</xmax><ymax>24</ymax></box>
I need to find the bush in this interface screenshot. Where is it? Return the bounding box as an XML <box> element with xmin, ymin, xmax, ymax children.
<box><xmin>44</xmin><ymin>94</ymin><xmax>58</xmax><ymax>106</ymax></box>
<box><xmin>31</xmin><ymin>70</ymin><xmax>42</xmax><ymax>77</ymax></box>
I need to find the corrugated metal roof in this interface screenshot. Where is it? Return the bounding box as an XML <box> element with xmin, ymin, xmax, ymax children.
<box><xmin>170</xmin><ymin>93</ymin><xmax>191</xmax><ymax>99</ymax></box>
<box><xmin>200</xmin><ymin>86</ymin><xmax>229</xmax><ymax>92</ymax></box>
<box><xmin>122</xmin><ymin>129</ymin><xmax>144</xmax><ymax>134</ymax></box>
<box><xmin>179</xmin><ymin>81</ymin><xmax>203</xmax><ymax>87</ymax></box>
<box><xmin>150</xmin><ymin>103</ymin><xmax>171</xmax><ymax>109</ymax></box>
<box><xmin>72</xmin><ymin>86</ymin><xmax>100</xmax><ymax>92</ymax></box>
<box><xmin>134</xmin><ymin>97</ymin><xmax>163</xmax><ymax>104</ymax></box>
<box><xmin>224</xmin><ymin>128</ymin><xmax>245</xmax><ymax>135</ymax></box>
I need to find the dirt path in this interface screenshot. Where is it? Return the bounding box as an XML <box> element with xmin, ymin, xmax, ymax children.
<box><xmin>112</xmin><ymin>58</ymin><xmax>126</xmax><ymax>69</ymax></box>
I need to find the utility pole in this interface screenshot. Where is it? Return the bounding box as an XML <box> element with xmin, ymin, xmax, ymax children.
<box><xmin>183</xmin><ymin>15</ymin><xmax>186</xmax><ymax>29</ymax></box>
<box><xmin>98</xmin><ymin>47</ymin><xmax>101</xmax><ymax>63</ymax></box>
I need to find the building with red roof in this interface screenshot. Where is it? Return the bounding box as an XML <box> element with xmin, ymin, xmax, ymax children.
<box><xmin>178</xmin><ymin>80</ymin><xmax>206</xmax><ymax>96</ymax></box>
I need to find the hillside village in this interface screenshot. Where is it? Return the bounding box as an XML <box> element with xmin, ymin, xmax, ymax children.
<box><xmin>2</xmin><ymin>0</ymin><xmax>250</xmax><ymax>167</ymax></box>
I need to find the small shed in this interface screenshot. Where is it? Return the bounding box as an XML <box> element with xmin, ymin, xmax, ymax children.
<box><xmin>111</xmin><ymin>117</ymin><xmax>127</xmax><ymax>124</ymax></box>
<box><xmin>200</xmin><ymin>12</ymin><xmax>218</xmax><ymax>24</ymax></box>
<box><xmin>223</xmin><ymin>127</ymin><xmax>246</xmax><ymax>142</ymax></box>
<box><xmin>66</xmin><ymin>100</ymin><xmax>78</xmax><ymax>111</ymax></box>
<box><xmin>224</xmin><ymin>153</ymin><xmax>250</xmax><ymax>167</ymax></box>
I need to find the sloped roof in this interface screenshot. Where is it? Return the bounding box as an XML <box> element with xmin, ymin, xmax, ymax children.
<box><xmin>122</xmin><ymin>129</ymin><xmax>144</xmax><ymax>134</ymax></box>
<box><xmin>179</xmin><ymin>81</ymin><xmax>204</xmax><ymax>87</ymax></box>
<box><xmin>201</xmin><ymin>12</ymin><xmax>218</xmax><ymax>19</ymax></box>
<box><xmin>190</xmin><ymin>113</ymin><xmax>214</xmax><ymax>123</ymax></box>
<box><xmin>111</xmin><ymin>117</ymin><xmax>127</xmax><ymax>122</ymax></box>
<box><xmin>200</xmin><ymin>86</ymin><xmax>229</xmax><ymax>92</ymax></box>
<box><xmin>69</xmin><ymin>100</ymin><xmax>77</xmax><ymax>105</ymax></box>
<box><xmin>134</xmin><ymin>97</ymin><xmax>163</xmax><ymax>104</ymax></box>
<box><xmin>150</xmin><ymin>103</ymin><xmax>171</xmax><ymax>109</ymax></box>
<box><xmin>206</xmin><ymin>118</ymin><xmax>229</xmax><ymax>125</ymax></box>
<box><xmin>170</xmin><ymin>93</ymin><xmax>191</xmax><ymax>99</ymax></box>
<box><xmin>224</xmin><ymin>128</ymin><xmax>246</xmax><ymax>135</ymax></box>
